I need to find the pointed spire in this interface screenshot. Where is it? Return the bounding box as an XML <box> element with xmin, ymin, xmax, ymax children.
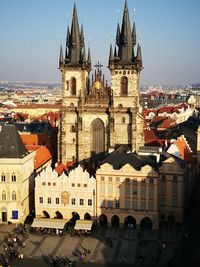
<box><xmin>132</xmin><ymin>22</ymin><xmax>136</xmax><ymax>47</ymax></box>
<box><xmin>114</xmin><ymin>46</ymin><xmax>117</xmax><ymax>57</ymax></box>
<box><xmin>116</xmin><ymin>23</ymin><xmax>120</xmax><ymax>46</ymax></box>
<box><xmin>87</xmin><ymin>47</ymin><xmax>91</xmax><ymax>65</ymax></box>
<box><xmin>137</xmin><ymin>43</ymin><xmax>142</xmax><ymax>62</ymax></box>
<box><xmin>59</xmin><ymin>45</ymin><xmax>64</xmax><ymax>68</ymax></box>
<box><xmin>80</xmin><ymin>24</ymin><xmax>85</xmax><ymax>48</ymax></box>
<box><xmin>66</xmin><ymin>26</ymin><xmax>70</xmax><ymax>47</ymax></box>
<box><xmin>82</xmin><ymin>46</ymin><xmax>86</xmax><ymax>62</ymax></box>
<box><xmin>118</xmin><ymin>0</ymin><xmax>132</xmax><ymax>62</ymax></box>
<box><xmin>109</xmin><ymin>44</ymin><xmax>114</xmax><ymax>60</ymax></box>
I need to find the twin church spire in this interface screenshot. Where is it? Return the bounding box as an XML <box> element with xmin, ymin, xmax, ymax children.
<box><xmin>60</xmin><ymin>1</ymin><xmax>142</xmax><ymax>71</ymax></box>
<box><xmin>109</xmin><ymin>0</ymin><xmax>142</xmax><ymax>70</ymax></box>
<box><xmin>59</xmin><ymin>3</ymin><xmax>91</xmax><ymax>70</ymax></box>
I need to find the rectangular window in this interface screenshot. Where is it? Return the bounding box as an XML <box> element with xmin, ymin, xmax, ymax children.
<box><xmin>115</xmin><ymin>201</ymin><xmax>120</xmax><ymax>209</ymax></box>
<box><xmin>77</xmin><ymin>183</ymin><xmax>81</xmax><ymax>188</ymax></box>
<box><xmin>149</xmin><ymin>178</ymin><xmax>154</xmax><ymax>184</ymax></box>
<box><xmin>149</xmin><ymin>186</ymin><xmax>154</xmax><ymax>199</ymax></box>
<box><xmin>109</xmin><ymin>177</ymin><xmax>112</xmax><ymax>182</ymax></box>
<box><xmin>133</xmin><ymin>179</ymin><xmax>137</xmax><ymax>184</ymax></box>
<box><xmin>39</xmin><ymin>197</ymin><xmax>43</xmax><ymax>204</ymax></box>
<box><xmin>116</xmin><ymin>177</ymin><xmax>120</xmax><ymax>182</ymax></box>
<box><xmin>55</xmin><ymin>197</ymin><xmax>59</xmax><ymax>204</ymax></box>
<box><xmin>141</xmin><ymin>200</ymin><xmax>146</xmax><ymax>210</ymax></box>
<box><xmin>125</xmin><ymin>178</ymin><xmax>130</xmax><ymax>183</ymax></box>
<box><xmin>172</xmin><ymin>182</ymin><xmax>178</xmax><ymax>195</ymax></box>
<box><xmin>80</xmin><ymin>199</ymin><xmax>84</xmax><ymax>205</ymax></box>
<box><xmin>149</xmin><ymin>200</ymin><xmax>154</xmax><ymax>210</ymax></box>
<box><xmin>71</xmin><ymin>198</ymin><xmax>76</xmax><ymax>205</ymax></box>
<box><xmin>160</xmin><ymin>182</ymin><xmax>166</xmax><ymax>194</ymax></box>
<box><xmin>125</xmin><ymin>185</ymin><xmax>130</xmax><ymax>196</ymax></box>
<box><xmin>42</xmin><ymin>182</ymin><xmax>46</xmax><ymax>186</ymax></box>
<box><xmin>125</xmin><ymin>199</ymin><xmax>130</xmax><ymax>209</ymax></box>
<box><xmin>53</xmin><ymin>182</ymin><xmax>56</xmax><ymax>186</ymax></box>
<box><xmin>71</xmin><ymin>183</ymin><xmax>75</xmax><ymax>187</ymax></box>
<box><xmin>133</xmin><ymin>199</ymin><xmax>138</xmax><ymax>209</ymax></box>
<box><xmin>100</xmin><ymin>199</ymin><xmax>105</xmax><ymax>208</ymax></box>
<box><xmin>84</xmin><ymin>184</ymin><xmax>87</xmax><ymax>188</ymax></box>
<box><xmin>161</xmin><ymin>175</ymin><xmax>166</xmax><ymax>180</ymax></box>
<box><xmin>88</xmin><ymin>199</ymin><xmax>92</xmax><ymax>206</ymax></box>
<box><xmin>172</xmin><ymin>197</ymin><xmax>177</xmax><ymax>207</ymax></box>
<box><xmin>140</xmin><ymin>185</ymin><xmax>146</xmax><ymax>198</ymax></box>
<box><xmin>47</xmin><ymin>197</ymin><xmax>51</xmax><ymax>204</ymax></box>
<box><xmin>108</xmin><ymin>200</ymin><xmax>112</xmax><ymax>208</ymax></box>
<box><xmin>141</xmin><ymin>179</ymin><xmax>146</xmax><ymax>183</ymax></box>
<box><xmin>173</xmin><ymin>175</ymin><xmax>177</xmax><ymax>181</ymax></box>
<box><xmin>101</xmin><ymin>176</ymin><xmax>104</xmax><ymax>181</ymax></box>
<box><xmin>48</xmin><ymin>182</ymin><xmax>51</xmax><ymax>186</ymax></box>
<box><xmin>160</xmin><ymin>196</ymin><xmax>165</xmax><ymax>206</ymax></box>
<box><xmin>133</xmin><ymin>189</ymin><xmax>137</xmax><ymax>195</ymax></box>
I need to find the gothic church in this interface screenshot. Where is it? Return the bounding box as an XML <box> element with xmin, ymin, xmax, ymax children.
<box><xmin>58</xmin><ymin>0</ymin><xmax>144</xmax><ymax>163</ymax></box>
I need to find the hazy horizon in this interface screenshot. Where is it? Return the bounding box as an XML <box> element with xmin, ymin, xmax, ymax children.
<box><xmin>0</xmin><ymin>0</ymin><xmax>200</xmax><ymax>85</ymax></box>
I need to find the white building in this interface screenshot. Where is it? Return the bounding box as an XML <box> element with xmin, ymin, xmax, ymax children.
<box><xmin>35</xmin><ymin>165</ymin><xmax>96</xmax><ymax>221</ymax></box>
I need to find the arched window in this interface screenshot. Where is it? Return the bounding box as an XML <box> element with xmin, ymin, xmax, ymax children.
<box><xmin>2</xmin><ymin>191</ymin><xmax>6</xmax><ymax>201</ymax></box>
<box><xmin>1</xmin><ymin>173</ymin><xmax>6</xmax><ymax>182</ymax></box>
<box><xmin>121</xmin><ymin>76</ymin><xmax>128</xmax><ymax>95</ymax></box>
<box><xmin>91</xmin><ymin>119</ymin><xmax>105</xmax><ymax>155</ymax></box>
<box><xmin>71</xmin><ymin>77</ymin><xmax>76</xmax><ymax>96</ymax></box>
<box><xmin>12</xmin><ymin>191</ymin><xmax>17</xmax><ymax>201</ymax></box>
<box><xmin>12</xmin><ymin>173</ymin><xmax>16</xmax><ymax>182</ymax></box>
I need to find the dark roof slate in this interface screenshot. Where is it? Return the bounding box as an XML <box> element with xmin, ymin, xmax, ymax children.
<box><xmin>0</xmin><ymin>124</ymin><xmax>28</xmax><ymax>158</ymax></box>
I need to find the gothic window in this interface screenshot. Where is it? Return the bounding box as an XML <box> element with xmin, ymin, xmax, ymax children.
<box><xmin>1</xmin><ymin>173</ymin><xmax>6</xmax><ymax>182</ymax></box>
<box><xmin>2</xmin><ymin>191</ymin><xmax>6</xmax><ymax>201</ymax></box>
<box><xmin>91</xmin><ymin>119</ymin><xmax>105</xmax><ymax>155</ymax></box>
<box><xmin>71</xmin><ymin>77</ymin><xmax>76</xmax><ymax>96</ymax></box>
<box><xmin>12</xmin><ymin>173</ymin><xmax>16</xmax><ymax>182</ymax></box>
<box><xmin>12</xmin><ymin>191</ymin><xmax>17</xmax><ymax>201</ymax></box>
<box><xmin>121</xmin><ymin>76</ymin><xmax>128</xmax><ymax>95</ymax></box>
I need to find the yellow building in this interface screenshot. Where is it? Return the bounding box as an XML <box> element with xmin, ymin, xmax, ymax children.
<box><xmin>95</xmin><ymin>147</ymin><xmax>187</xmax><ymax>229</ymax></box>
<box><xmin>0</xmin><ymin>125</ymin><xmax>35</xmax><ymax>223</ymax></box>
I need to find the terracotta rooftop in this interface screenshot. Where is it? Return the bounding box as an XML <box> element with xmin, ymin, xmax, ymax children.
<box><xmin>157</xmin><ymin>118</ymin><xmax>177</xmax><ymax>130</ymax></box>
<box><xmin>34</xmin><ymin>146</ymin><xmax>52</xmax><ymax>170</ymax></box>
<box><xmin>54</xmin><ymin>161</ymin><xmax>74</xmax><ymax>175</ymax></box>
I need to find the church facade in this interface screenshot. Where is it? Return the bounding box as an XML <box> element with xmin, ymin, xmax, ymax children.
<box><xmin>58</xmin><ymin>1</ymin><xmax>144</xmax><ymax>164</ymax></box>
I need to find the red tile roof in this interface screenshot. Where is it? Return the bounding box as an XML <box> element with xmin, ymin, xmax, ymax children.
<box><xmin>157</xmin><ymin>118</ymin><xmax>176</xmax><ymax>130</ymax></box>
<box><xmin>54</xmin><ymin>161</ymin><xmax>74</xmax><ymax>175</ymax></box>
<box><xmin>35</xmin><ymin>111</ymin><xmax>61</xmax><ymax>127</ymax></box>
<box><xmin>20</xmin><ymin>134</ymin><xmax>52</xmax><ymax>153</ymax></box>
<box><xmin>175</xmin><ymin>136</ymin><xmax>192</xmax><ymax>162</ymax></box>
<box><xmin>34</xmin><ymin>146</ymin><xmax>52</xmax><ymax>170</ymax></box>
<box><xmin>144</xmin><ymin>129</ymin><xmax>163</xmax><ymax>146</ymax></box>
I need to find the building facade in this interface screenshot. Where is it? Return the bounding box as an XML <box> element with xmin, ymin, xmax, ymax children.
<box><xmin>0</xmin><ymin>125</ymin><xmax>35</xmax><ymax>223</ymax></box>
<box><xmin>59</xmin><ymin>1</ymin><xmax>144</xmax><ymax>163</ymax></box>
<box><xmin>35</xmin><ymin>165</ymin><xmax>96</xmax><ymax>220</ymax></box>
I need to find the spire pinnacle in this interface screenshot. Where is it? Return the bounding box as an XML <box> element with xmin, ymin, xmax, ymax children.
<box><xmin>87</xmin><ymin>47</ymin><xmax>91</xmax><ymax>65</ymax></box>
<box><xmin>109</xmin><ymin>44</ymin><xmax>114</xmax><ymax>61</ymax></box>
<box><xmin>137</xmin><ymin>43</ymin><xmax>142</xmax><ymax>63</ymax></box>
<box><xmin>59</xmin><ymin>45</ymin><xmax>64</xmax><ymax>69</ymax></box>
<box><xmin>132</xmin><ymin>22</ymin><xmax>136</xmax><ymax>47</ymax></box>
<box><xmin>116</xmin><ymin>23</ymin><xmax>120</xmax><ymax>46</ymax></box>
<box><xmin>80</xmin><ymin>24</ymin><xmax>85</xmax><ymax>48</ymax></box>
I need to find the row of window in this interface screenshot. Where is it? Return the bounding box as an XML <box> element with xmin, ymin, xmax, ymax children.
<box><xmin>161</xmin><ymin>175</ymin><xmax>178</xmax><ymax>181</ymax></box>
<box><xmin>39</xmin><ymin>197</ymin><xmax>93</xmax><ymax>206</ymax></box>
<box><xmin>1</xmin><ymin>174</ymin><xmax>16</xmax><ymax>182</ymax></box>
<box><xmin>160</xmin><ymin>195</ymin><xmax>177</xmax><ymax>207</ymax></box>
<box><xmin>100</xmin><ymin>199</ymin><xmax>155</xmax><ymax>211</ymax></box>
<box><xmin>41</xmin><ymin>182</ymin><xmax>88</xmax><ymax>188</ymax></box>
<box><xmin>1</xmin><ymin>191</ymin><xmax>17</xmax><ymax>201</ymax></box>
<box><xmin>100</xmin><ymin>177</ymin><xmax>154</xmax><ymax>183</ymax></box>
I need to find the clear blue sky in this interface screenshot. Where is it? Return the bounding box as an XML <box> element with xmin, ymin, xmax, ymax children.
<box><xmin>0</xmin><ymin>0</ymin><xmax>199</xmax><ymax>85</ymax></box>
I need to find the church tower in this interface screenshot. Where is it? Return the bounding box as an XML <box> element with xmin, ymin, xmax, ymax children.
<box><xmin>108</xmin><ymin>0</ymin><xmax>144</xmax><ymax>152</ymax></box>
<box><xmin>59</xmin><ymin>3</ymin><xmax>91</xmax><ymax>163</ymax></box>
